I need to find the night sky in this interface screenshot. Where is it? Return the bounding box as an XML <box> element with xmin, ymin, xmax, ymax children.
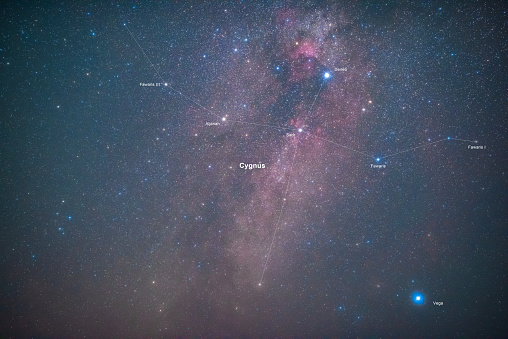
<box><xmin>1</xmin><ymin>1</ymin><xmax>507</xmax><ymax>337</ymax></box>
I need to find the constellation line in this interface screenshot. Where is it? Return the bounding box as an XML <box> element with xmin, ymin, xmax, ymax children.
<box><xmin>380</xmin><ymin>138</ymin><xmax>448</xmax><ymax>159</ymax></box>
<box><xmin>302</xmin><ymin>131</ymin><xmax>373</xmax><ymax>158</ymax></box>
<box><xmin>259</xmin><ymin>138</ymin><xmax>299</xmax><ymax>286</ymax></box>
<box><xmin>449</xmin><ymin>138</ymin><xmax>478</xmax><ymax>143</ymax></box>
<box><xmin>125</xmin><ymin>24</ymin><xmax>215</xmax><ymax>115</ymax></box>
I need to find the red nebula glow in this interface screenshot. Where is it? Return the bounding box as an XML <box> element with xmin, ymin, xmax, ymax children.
<box><xmin>290</xmin><ymin>40</ymin><xmax>318</xmax><ymax>59</ymax></box>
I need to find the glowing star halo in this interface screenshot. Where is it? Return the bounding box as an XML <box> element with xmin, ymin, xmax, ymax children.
<box><xmin>412</xmin><ymin>292</ymin><xmax>425</xmax><ymax>305</ymax></box>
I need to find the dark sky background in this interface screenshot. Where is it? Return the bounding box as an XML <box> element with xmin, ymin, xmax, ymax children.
<box><xmin>1</xmin><ymin>1</ymin><xmax>507</xmax><ymax>337</ymax></box>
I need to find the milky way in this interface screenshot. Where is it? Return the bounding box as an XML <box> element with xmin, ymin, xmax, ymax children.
<box><xmin>1</xmin><ymin>1</ymin><xmax>506</xmax><ymax>337</ymax></box>
<box><xmin>179</xmin><ymin>4</ymin><xmax>376</xmax><ymax>301</ymax></box>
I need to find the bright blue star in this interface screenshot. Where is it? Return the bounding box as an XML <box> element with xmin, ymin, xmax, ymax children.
<box><xmin>324</xmin><ymin>72</ymin><xmax>330</xmax><ymax>79</ymax></box>
<box><xmin>376</xmin><ymin>157</ymin><xmax>380</xmax><ymax>162</ymax></box>
<box><xmin>123</xmin><ymin>23</ymin><xmax>126</xmax><ymax>26</ymax></box>
<box><xmin>412</xmin><ymin>292</ymin><xmax>424</xmax><ymax>304</ymax></box>
<box><xmin>447</xmin><ymin>136</ymin><xmax>451</xmax><ymax>140</ymax></box>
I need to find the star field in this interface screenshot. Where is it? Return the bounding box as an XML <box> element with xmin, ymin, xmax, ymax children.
<box><xmin>0</xmin><ymin>1</ymin><xmax>507</xmax><ymax>337</ymax></box>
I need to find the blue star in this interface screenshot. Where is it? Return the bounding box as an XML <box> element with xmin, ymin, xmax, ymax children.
<box><xmin>412</xmin><ymin>292</ymin><xmax>424</xmax><ymax>304</ymax></box>
<box><xmin>376</xmin><ymin>157</ymin><xmax>381</xmax><ymax>162</ymax></box>
<box><xmin>447</xmin><ymin>136</ymin><xmax>451</xmax><ymax>140</ymax></box>
<box><xmin>324</xmin><ymin>72</ymin><xmax>331</xmax><ymax>79</ymax></box>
